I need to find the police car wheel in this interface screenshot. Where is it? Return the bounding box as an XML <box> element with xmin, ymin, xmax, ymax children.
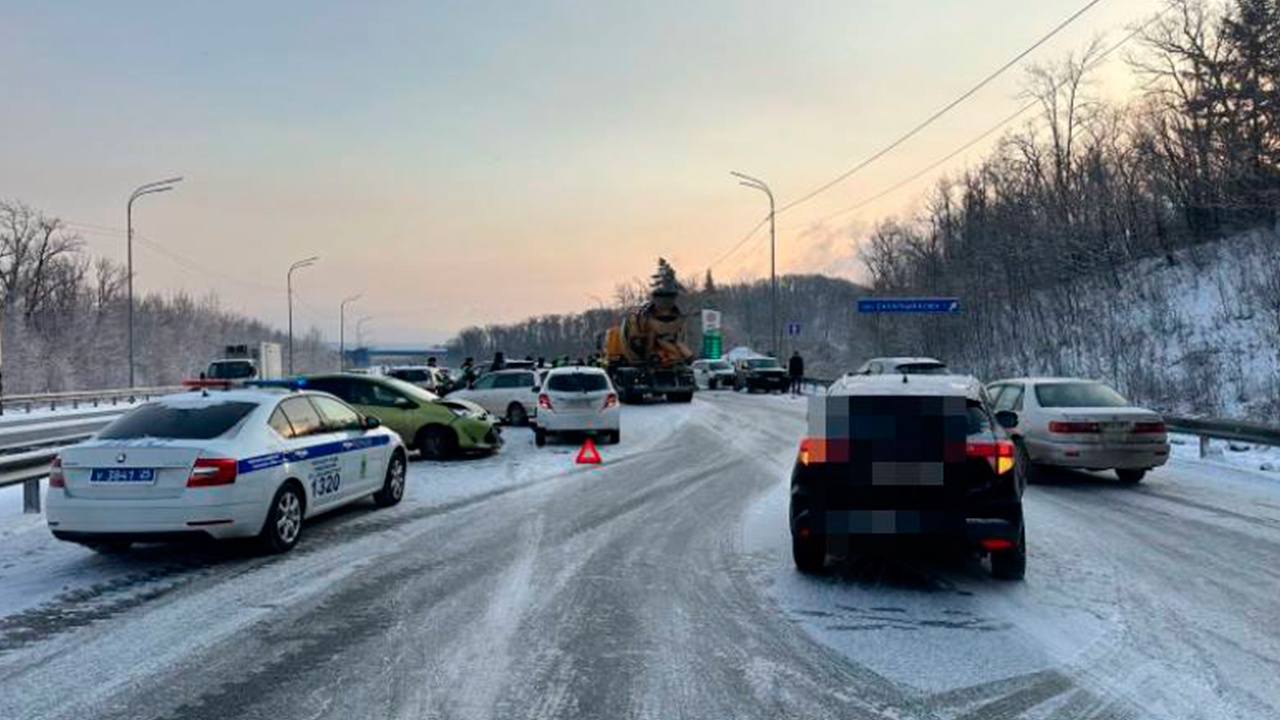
<box><xmin>990</xmin><ymin>524</ymin><xmax>1027</xmax><ymax>581</ymax></box>
<box><xmin>373</xmin><ymin>451</ymin><xmax>407</xmax><ymax>508</ymax></box>
<box><xmin>259</xmin><ymin>482</ymin><xmax>304</xmax><ymax>554</ymax></box>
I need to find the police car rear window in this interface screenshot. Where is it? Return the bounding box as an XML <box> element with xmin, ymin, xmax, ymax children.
<box><xmin>897</xmin><ymin>363</ymin><xmax>948</xmax><ymax>375</ymax></box>
<box><xmin>547</xmin><ymin>373</ymin><xmax>609</xmax><ymax>392</ymax></box>
<box><xmin>98</xmin><ymin>401</ymin><xmax>258</xmax><ymax>440</ymax></box>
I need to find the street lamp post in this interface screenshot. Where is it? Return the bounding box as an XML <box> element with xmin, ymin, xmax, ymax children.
<box><xmin>287</xmin><ymin>256</ymin><xmax>320</xmax><ymax>375</ymax></box>
<box><xmin>356</xmin><ymin>316</ymin><xmax>374</xmax><ymax>350</ymax></box>
<box><xmin>126</xmin><ymin>176</ymin><xmax>183</xmax><ymax>388</ymax></box>
<box><xmin>731</xmin><ymin>171</ymin><xmax>777</xmax><ymax>357</ymax></box>
<box><xmin>339</xmin><ymin>294</ymin><xmax>362</xmax><ymax>371</ymax></box>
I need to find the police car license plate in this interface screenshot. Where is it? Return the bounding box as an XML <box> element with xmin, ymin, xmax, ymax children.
<box><xmin>90</xmin><ymin>468</ymin><xmax>157</xmax><ymax>483</ymax></box>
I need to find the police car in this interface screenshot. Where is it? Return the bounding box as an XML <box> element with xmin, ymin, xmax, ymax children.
<box><xmin>46</xmin><ymin>387</ymin><xmax>408</xmax><ymax>554</ymax></box>
<box><xmin>789</xmin><ymin>373</ymin><xmax>1027</xmax><ymax>579</ymax></box>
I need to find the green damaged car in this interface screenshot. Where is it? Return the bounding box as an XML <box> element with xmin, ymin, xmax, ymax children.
<box><xmin>303</xmin><ymin>373</ymin><xmax>502</xmax><ymax>459</ymax></box>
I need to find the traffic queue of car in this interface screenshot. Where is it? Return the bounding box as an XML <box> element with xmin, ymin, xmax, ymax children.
<box><xmin>44</xmin><ymin>361</ymin><xmax>626</xmax><ymax>555</ymax></box>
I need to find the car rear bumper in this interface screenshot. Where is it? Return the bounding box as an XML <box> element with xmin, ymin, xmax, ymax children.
<box><xmin>744</xmin><ymin>375</ymin><xmax>790</xmax><ymax>390</ymax></box>
<box><xmin>1028</xmin><ymin>438</ymin><xmax>1170</xmax><ymax>469</ymax></box>
<box><xmin>792</xmin><ymin>509</ymin><xmax>1020</xmax><ymax>554</ymax></box>
<box><xmin>46</xmin><ymin>495</ymin><xmax>268</xmax><ymax>540</ymax></box>
<box><xmin>537</xmin><ymin>409</ymin><xmax>620</xmax><ymax>432</ymax></box>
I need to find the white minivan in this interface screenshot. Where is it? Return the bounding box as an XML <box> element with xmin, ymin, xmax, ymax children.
<box><xmin>534</xmin><ymin>367</ymin><xmax>620</xmax><ymax>446</ymax></box>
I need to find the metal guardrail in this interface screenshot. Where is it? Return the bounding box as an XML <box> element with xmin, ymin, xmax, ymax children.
<box><xmin>0</xmin><ymin>385</ymin><xmax>184</xmax><ymax>414</ymax></box>
<box><xmin>0</xmin><ymin>449</ymin><xmax>62</xmax><ymax>514</ymax></box>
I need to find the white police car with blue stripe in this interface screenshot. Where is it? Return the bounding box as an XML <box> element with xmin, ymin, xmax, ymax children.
<box><xmin>46</xmin><ymin>387</ymin><xmax>408</xmax><ymax>553</ymax></box>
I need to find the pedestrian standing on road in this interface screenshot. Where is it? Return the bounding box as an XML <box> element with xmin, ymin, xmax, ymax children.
<box><xmin>427</xmin><ymin>357</ymin><xmax>438</xmax><ymax>368</ymax></box>
<box><xmin>537</xmin><ymin>357</ymin><xmax>547</xmax><ymax>369</ymax></box>
<box><xmin>492</xmin><ymin>352</ymin><xmax>506</xmax><ymax>372</ymax></box>
<box><xmin>462</xmin><ymin>357</ymin><xmax>477</xmax><ymax>387</ymax></box>
<box><xmin>788</xmin><ymin>351</ymin><xmax>805</xmax><ymax>396</ymax></box>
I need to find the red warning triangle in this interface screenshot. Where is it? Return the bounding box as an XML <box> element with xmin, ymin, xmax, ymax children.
<box><xmin>576</xmin><ymin>437</ymin><xmax>602</xmax><ymax>465</ymax></box>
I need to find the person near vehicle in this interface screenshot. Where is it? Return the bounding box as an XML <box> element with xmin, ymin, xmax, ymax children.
<box><xmin>788</xmin><ymin>351</ymin><xmax>805</xmax><ymax>395</ymax></box>
<box><xmin>427</xmin><ymin>357</ymin><xmax>438</xmax><ymax>368</ymax></box>
<box><xmin>462</xmin><ymin>357</ymin><xmax>477</xmax><ymax>387</ymax></box>
<box><xmin>491</xmin><ymin>352</ymin><xmax>506</xmax><ymax>372</ymax></box>
<box><xmin>537</xmin><ymin>356</ymin><xmax>547</xmax><ymax>369</ymax></box>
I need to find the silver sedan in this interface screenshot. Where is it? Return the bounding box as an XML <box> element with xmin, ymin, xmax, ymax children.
<box><xmin>986</xmin><ymin>377</ymin><xmax>1170</xmax><ymax>484</ymax></box>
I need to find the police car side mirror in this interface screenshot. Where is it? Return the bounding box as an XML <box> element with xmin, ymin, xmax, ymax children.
<box><xmin>363</xmin><ymin>415</ymin><xmax>383</xmax><ymax>430</ymax></box>
<box><xmin>995</xmin><ymin>410</ymin><xmax>1019</xmax><ymax>429</ymax></box>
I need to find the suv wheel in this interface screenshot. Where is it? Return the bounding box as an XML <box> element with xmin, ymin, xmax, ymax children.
<box><xmin>259</xmin><ymin>483</ymin><xmax>304</xmax><ymax>554</ymax></box>
<box><xmin>1116</xmin><ymin>468</ymin><xmax>1146</xmax><ymax>484</ymax></box>
<box><xmin>417</xmin><ymin>426</ymin><xmax>458</xmax><ymax>460</ymax></box>
<box><xmin>373</xmin><ymin>451</ymin><xmax>406</xmax><ymax>508</ymax></box>
<box><xmin>990</xmin><ymin>524</ymin><xmax>1026</xmax><ymax>580</ymax></box>
<box><xmin>506</xmin><ymin>403</ymin><xmax>529</xmax><ymax>426</ymax></box>
<box><xmin>792</xmin><ymin>532</ymin><xmax>827</xmax><ymax>574</ymax></box>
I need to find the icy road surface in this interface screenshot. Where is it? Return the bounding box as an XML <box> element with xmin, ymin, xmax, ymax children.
<box><xmin>1</xmin><ymin>393</ymin><xmax>1279</xmax><ymax>719</ymax></box>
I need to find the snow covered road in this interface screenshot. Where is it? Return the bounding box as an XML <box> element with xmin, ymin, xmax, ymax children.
<box><xmin>1</xmin><ymin>393</ymin><xmax>1279</xmax><ymax>719</ymax></box>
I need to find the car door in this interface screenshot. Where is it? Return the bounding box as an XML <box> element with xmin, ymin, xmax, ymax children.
<box><xmin>276</xmin><ymin>396</ymin><xmax>344</xmax><ymax>513</ymax></box>
<box><xmin>356</xmin><ymin>378</ymin><xmax>423</xmax><ymax>443</ymax></box>
<box><xmin>310</xmin><ymin>394</ymin><xmax>382</xmax><ymax>499</ymax></box>
<box><xmin>490</xmin><ymin>372</ymin><xmax>534</xmax><ymax>418</ymax></box>
<box><xmin>457</xmin><ymin>372</ymin><xmax>501</xmax><ymax>414</ymax></box>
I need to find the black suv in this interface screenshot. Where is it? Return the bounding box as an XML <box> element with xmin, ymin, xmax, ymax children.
<box><xmin>788</xmin><ymin>374</ymin><xmax>1027</xmax><ymax>579</ymax></box>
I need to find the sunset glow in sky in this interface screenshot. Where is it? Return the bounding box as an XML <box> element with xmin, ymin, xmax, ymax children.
<box><xmin>2</xmin><ymin>0</ymin><xmax>1153</xmax><ymax>343</ymax></box>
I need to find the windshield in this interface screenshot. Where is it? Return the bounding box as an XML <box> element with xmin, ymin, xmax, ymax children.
<box><xmin>207</xmin><ymin>360</ymin><xmax>255</xmax><ymax>380</ymax></box>
<box><xmin>98</xmin><ymin>401</ymin><xmax>258</xmax><ymax>439</ymax></box>
<box><xmin>745</xmin><ymin>358</ymin><xmax>780</xmax><ymax>369</ymax></box>
<box><xmin>1035</xmin><ymin>382</ymin><xmax>1129</xmax><ymax>408</ymax></box>
<box><xmin>380</xmin><ymin>376</ymin><xmax>440</xmax><ymax>403</ymax></box>
<box><xmin>547</xmin><ymin>372</ymin><xmax>609</xmax><ymax>392</ymax></box>
<box><xmin>710</xmin><ymin>361</ymin><xmax>732</xmax><ymax>371</ymax></box>
<box><xmin>896</xmin><ymin>362</ymin><xmax>948</xmax><ymax>375</ymax></box>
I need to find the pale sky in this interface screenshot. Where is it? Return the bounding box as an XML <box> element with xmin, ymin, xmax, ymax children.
<box><xmin>1</xmin><ymin>0</ymin><xmax>1155</xmax><ymax>344</ymax></box>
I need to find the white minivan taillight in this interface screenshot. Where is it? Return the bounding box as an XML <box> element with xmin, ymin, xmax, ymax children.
<box><xmin>604</xmin><ymin>393</ymin><xmax>618</xmax><ymax>408</ymax></box>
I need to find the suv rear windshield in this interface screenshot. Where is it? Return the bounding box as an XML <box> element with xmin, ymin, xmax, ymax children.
<box><xmin>547</xmin><ymin>373</ymin><xmax>610</xmax><ymax>392</ymax></box>
<box><xmin>897</xmin><ymin>362</ymin><xmax>948</xmax><ymax>375</ymax></box>
<box><xmin>98</xmin><ymin>401</ymin><xmax>258</xmax><ymax>440</ymax></box>
<box><xmin>207</xmin><ymin>360</ymin><xmax>255</xmax><ymax>380</ymax></box>
<box><xmin>1035</xmin><ymin>382</ymin><xmax>1129</xmax><ymax>408</ymax></box>
<box><xmin>745</xmin><ymin>359</ymin><xmax>780</xmax><ymax>369</ymax></box>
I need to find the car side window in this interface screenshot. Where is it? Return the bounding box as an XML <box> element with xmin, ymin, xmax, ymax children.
<box><xmin>279</xmin><ymin>397</ymin><xmax>324</xmax><ymax>437</ymax></box>
<box><xmin>367</xmin><ymin>382</ymin><xmax>405</xmax><ymax>407</ymax></box>
<box><xmin>494</xmin><ymin>374</ymin><xmax>522</xmax><ymax>389</ymax></box>
<box><xmin>306</xmin><ymin>378</ymin><xmax>350</xmax><ymax>400</ymax></box>
<box><xmin>869</xmin><ymin>362</ymin><xmax>883</xmax><ymax>374</ymax></box>
<box><xmin>1006</xmin><ymin>385</ymin><xmax>1025</xmax><ymax>412</ymax></box>
<box><xmin>988</xmin><ymin>384</ymin><xmax>1009</xmax><ymax>409</ymax></box>
<box><xmin>472</xmin><ymin>374</ymin><xmax>497</xmax><ymax>390</ymax></box>
<box><xmin>311</xmin><ymin>395</ymin><xmax>363</xmax><ymax>431</ymax></box>
<box><xmin>519</xmin><ymin>373</ymin><xmax>535</xmax><ymax>388</ymax></box>
<box><xmin>268</xmin><ymin>406</ymin><xmax>296</xmax><ymax>439</ymax></box>
<box><xmin>966</xmin><ymin>401</ymin><xmax>996</xmax><ymax>437</ymax></box>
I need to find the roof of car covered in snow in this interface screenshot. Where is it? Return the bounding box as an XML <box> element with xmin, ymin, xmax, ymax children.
<box><xmin>829</xmin><ymin>373</ymin><xmax>985</xmax><ymax>400</ymax></box>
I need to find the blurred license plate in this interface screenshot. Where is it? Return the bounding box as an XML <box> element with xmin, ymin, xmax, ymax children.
<box><xmin>565</xmin><ymin>399</ymin><xmax>594</xmax><ymax>409</ymax></box>
<box><xmin>90</xmin><ymin>468</ymin><xmax>157</xmax><ymax>483</ymax></box>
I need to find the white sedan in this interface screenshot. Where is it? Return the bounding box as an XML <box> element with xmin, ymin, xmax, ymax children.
<box><xmin>534</xmin><ymin>367</ymin><xmax>620</xmax><ymax>446</ymax></box>
<box><xmin>47</xmin><ymin>388</ymin><xmax>408</xmax><ymax>553</ymax></box>
<box><xmin>986</xmin><ymin>377</ymin><xmax>1170</xmax><ymax>484</ymax></box>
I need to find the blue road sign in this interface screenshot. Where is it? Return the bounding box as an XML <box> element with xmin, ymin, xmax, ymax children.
<box><xmin>786</xmin><ymin>322</ymin><xmax>802</xmax><ymax>336</ymax></box>
<box><xmin>857</xmin><ymin>298</ymin><xmax>960</xmax><ymax>314</ymax></box>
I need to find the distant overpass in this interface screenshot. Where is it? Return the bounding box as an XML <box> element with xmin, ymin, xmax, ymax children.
<box><xmin>345</xmin><ymin>346</ymin><xmax>450</xmax><ymax>367</ymax></box>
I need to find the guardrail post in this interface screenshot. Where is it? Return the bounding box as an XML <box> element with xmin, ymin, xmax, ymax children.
<box><xmin>1199</xmin><ymin>435</ymin><xmax>1211</xmax><ymax>459</ymax></box>
<box><xmin>23</xmin><ymin>479</ymin><xmax>40</xmax><ymax>514</ymax></box>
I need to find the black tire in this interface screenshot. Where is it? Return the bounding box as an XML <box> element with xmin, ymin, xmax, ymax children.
<box><xmin>372</xmin><ymin>451</ymin><xmax>407</xmax><ymax>508</ymax></box>
<box><xmin>666</xmin><ymin>391</ymin><xmax>693</xmax><ymax>403</ymax></box>
<box><xmin>1116</xmin><ymin>468</ymin><xmax>1147</xmax><ymax>484</ymax></box>
<box><xmin>1015</xmin><ymin>440</ymin><xmax>1042</xmax><ymax>485</ymax></box>
<box><xmin>84</xmin><ymin>540</ymin><xmax>132</xmax><ymax>555</ymax></box>
<box><xmin>417</xmin><ymin>426</ymin><xmax>459</xmax><ymax>460</ymax></box>
<box><xmin>990</xmin><ymin>524</ymin><xmax>1027</xmax><ymax>581</ymax></box>
<box><xmin>506</xmin><ymin>403</ymin><xmax>529</xmax><ymax>427</ymax></box>
<box><xmin>792</xmin><ymin>533</ymin><xmax>827</xmax><ymax>574</ymax></box>
<box><xmin>535</xmin><ymin>427</ymin><xmax>547</xmax><ymax>447</ymax></box>
<box><xmin>258</xmin><ymin>482</ymin><xmax>304</xmax><ymax>554</ymax></box>
<box><xmin>606</xmin><ymin>430</ymin><xmax>621</xmax><ymax>444</ymax></box>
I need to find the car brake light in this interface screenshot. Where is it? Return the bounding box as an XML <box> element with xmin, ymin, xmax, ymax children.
<box><xmin>1048</xmin><ymin>420</ymin><xmax>1101</xmax><ymax>434</ymax></box>
<box><xmin>187</xmin><ymin>458</ymin><xmax>238</xmax><ymax>487</ymax></box>
<box><xmin>1134</xmin><ymin>421</ymin><xmax>1166</xmax><ymax>433</ymax></box>
<box><xmin>604</xmin><ymin>393</ymin><xmax>618</xmax><ymax>408</ymax></box>
<box><xmin>980</xmin><ymin>538</ymin><xmax>1013</xmax><ymax>552</ymax></box>
<box><xmin>49</xmin><ymin>456</ymin><xmax>66</xmax><ymax>488</ymax></box>
<box><xmin>967</xmin><ymin>440</ymin><xmax>1015</xmax><ymax>474</ymax></box>
<box><xmin>538</xmin><ymin>394</ymin><xmax>553</xmax><ymax>411</ymax></box>
<box><xmin>798</xmin><ymin>438</ymin><xmax>814</xmax><ymax>466</ymax></box>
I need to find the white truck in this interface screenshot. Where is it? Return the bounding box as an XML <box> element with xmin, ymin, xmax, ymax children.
<box><xmin>204</xmin><ymin>342</ymin><xmax>283</xmax><ymax>383</ymax></box>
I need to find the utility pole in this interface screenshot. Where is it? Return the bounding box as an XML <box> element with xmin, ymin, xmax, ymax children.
<box><xmin>339</xmin><ymin>294</ymin><xmax>361</xmax><ymax>371</ymax></box>
<box><xmin>287</xmin><ymin>256</ymin><xmax>319</xmax><ymax>375</ymax></box>
<box><xmin>730</xmin><ymin>171</ymin><xmax>777</xmax><ymax>356</ymax></box>
<box><xmin>127</xmin><ymin>176</ymin><xmax>183</xmax><ymax>388</ymax></box>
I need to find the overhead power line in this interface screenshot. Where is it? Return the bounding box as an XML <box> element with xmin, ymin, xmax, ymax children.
<box><xmin>777</xmin><ymin>0</ymin><xmax>1109</xmax><ymax>215</ymax></box>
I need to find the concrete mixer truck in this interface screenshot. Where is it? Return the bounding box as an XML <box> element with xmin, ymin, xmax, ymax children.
<box><xmin>603</xmin><ymin>284</ymin><xmax>696</xmax><ymax>404</ymax></box>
